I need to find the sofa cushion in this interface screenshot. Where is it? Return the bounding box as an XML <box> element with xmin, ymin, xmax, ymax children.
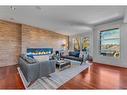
<box><xmin>69</xmin><ymin>51</ymin><xmax>80</xmax><ymax>57</ymax></box>
<box><xmin>27</xmin><ymin>54</ymin><xmax>34</xmax><ymax>58</ymax></box>
<box><xmin>61</xmin><ymin>55</ymin><xmax>83</xmax><ymax>61</ymax></box>
<box><xmin>74</xmin><ymin>51</ymin><xmax>80</xmax><ymax>57</ymax></box>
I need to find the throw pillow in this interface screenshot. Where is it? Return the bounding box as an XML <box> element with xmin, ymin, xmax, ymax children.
<box><xmin>27</xmin><ymin>55</ymin><xmax>34</xmax><ymax>58</ymax></box>
<box><xmin>20</xmin><ymin>54</ymin><xmax>36</xmax><ymax>64</ymax></box>
<box><xmin>25</xmin><ymin>56</ymin><xmax>37</xmax><ymax>64</ymax></box>
<box><xmin>20</xmin><ymin>54</ymin><xmax>26</xmax><ymax>59</ymax></box>
<box><xmin>34</xmin><ymin>55</ymin><xmax>49</xmax><ymax>62</ymax></box>
<box><xmin>74</xmin><ymin>51</ymin><xmax>80</xmax><ymax>57</ymax></box>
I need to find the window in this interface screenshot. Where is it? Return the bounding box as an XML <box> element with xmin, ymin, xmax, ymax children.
<box><xmin>82</xmin><ymin>37</ymin><xmax>90</xmax><ymax>51</ymax></box>
<box><xmin>73</xmin><ymin>38</ymin><xmax>80</xmax><ymax>51</ymax></box>
<box><xmin>100</xmin><ymin>28</ymin><xmax>120</xmax><ymax>58</ymax></box>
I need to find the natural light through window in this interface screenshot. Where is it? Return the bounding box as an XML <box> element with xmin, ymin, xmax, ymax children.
<box><xmin>100</xmin><ymin>28</ymin><xmax>120</xmax><ymax>58</ymax></box>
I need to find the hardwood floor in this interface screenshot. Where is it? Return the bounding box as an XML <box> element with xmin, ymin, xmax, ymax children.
<box><xmin>58</xmin><ymin>63</ymin><xmax>127</xmax><ymax>89</ymax></box>
<box><xmin>0</xmin><ymin>63</ymin><xmax>127</xmax><ymax>89</ymax></box>
<box><xmin>0</xmin><ymin>65</ymin><xmax>25</xmax><ymax>89</ymax></box>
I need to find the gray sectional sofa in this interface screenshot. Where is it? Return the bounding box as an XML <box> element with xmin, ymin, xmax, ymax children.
<box><xmin>61</xmin><ymin>51</ymin><xmax>83</xmax><ymax>65</ymax></box>
<box><xmin>61</xmin><ymin>51</ymin><xmax>92</xmax><ymax>65</ymax></box>
<box><xmin>18</xmin><ymin>55</ymin><xmax>56</xmax><ymax>83</ymax></box>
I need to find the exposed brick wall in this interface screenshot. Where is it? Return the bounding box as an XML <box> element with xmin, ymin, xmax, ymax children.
<box><xmin>0</xmin><ymin>20</ymin><xmax>68</xmax><ymax>67</ymax></box>
<box><xmin>0</xmin><ymin>20</ymin><xmax>21</xmax><ymax>67</ymax></box>
<box><xmin>21</xmin><ymin>24</ymin><xmax>68</xmax><ymax>53</ymax></box>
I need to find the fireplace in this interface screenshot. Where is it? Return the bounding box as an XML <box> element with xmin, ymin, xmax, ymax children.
<box><xmin>27</xmin><ymin>48</ymin><xmax>53</xmax><ymax>56</ymax></box>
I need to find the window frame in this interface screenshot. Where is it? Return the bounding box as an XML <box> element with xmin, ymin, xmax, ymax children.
<box><xmin>99</xmin><ymin>28</ymin><xmax>120</xmax><ymax>57</ymax></box>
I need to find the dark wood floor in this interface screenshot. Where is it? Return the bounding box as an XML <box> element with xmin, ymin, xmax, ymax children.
<box><xmin>59</xmin><ymin>63</ymin><xmax>127</xmax><ymax>89</ymax></box>
<box><xmin>0</xmin><ymin>65</ymin><xmax>25</xmax><ymax>89</ymax></box>
<box><xmin>0</xmin><ymin>62</ymin><xmax>127</xmax><ymax>89</ymax></box>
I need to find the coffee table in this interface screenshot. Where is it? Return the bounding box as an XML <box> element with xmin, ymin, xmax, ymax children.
<box><xmin>56</xmin><ymin>60</ymin><xmax>71</xmax><ymax>71</ymax></box>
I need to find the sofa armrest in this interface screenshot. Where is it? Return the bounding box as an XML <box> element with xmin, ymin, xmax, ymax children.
<box><xmin>27</xmin><ymin>63</ymin><xmax>40</xmax><ymax>82</ymax></box>
<box><xmin>18</xmin><ymin>57</ymin><xmax>39</xmax><ymax>83</ymax></box>
<box><xmin>39</xmin><ymin>60</ymin><xmax>56</xmax><ymax>77</ymax></box>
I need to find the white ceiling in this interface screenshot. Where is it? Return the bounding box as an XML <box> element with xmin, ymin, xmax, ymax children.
<box><xmin>0</xmin><ymin>6</ymin><xmax>126</xmax><ymax>35</ymax></box>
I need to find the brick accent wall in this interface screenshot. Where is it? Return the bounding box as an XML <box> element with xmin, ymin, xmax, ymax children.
<box><xmin>21</xmin><ymin>24</ymin><xmax>68</xmax><ymax>53</ymax></box>
<box><xmin>0</xmin><ymin>20</ymin><xmax>21</xmax><ymax>67</ymax></box>
<box><xmin>0</xmin><ymin>20</ymin><xmax>68</xmax><ymax>67</ymax></box>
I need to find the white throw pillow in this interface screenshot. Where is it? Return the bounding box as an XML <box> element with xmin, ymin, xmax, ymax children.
<box><xmin>34</xmin><ymin>55</ymin><xmax>49</xmax><ymax>62</ymax></box>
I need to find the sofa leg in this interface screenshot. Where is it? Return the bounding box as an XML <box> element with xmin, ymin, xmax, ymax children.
<box><xmin>47</xmin><ymin>75</ymin><xmax>51</xmax><ymax>77</ymax></box>
<box><xmin>80</xmin><ymin>62</ymin><xmax>83</xmax><ymax>65</ymax></box>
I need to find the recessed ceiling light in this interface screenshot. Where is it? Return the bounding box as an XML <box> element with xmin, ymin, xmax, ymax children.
<box><xmin>10</xmin><ymin>6</ymin><xmax>16</xmax><ymax>11</ymax></box>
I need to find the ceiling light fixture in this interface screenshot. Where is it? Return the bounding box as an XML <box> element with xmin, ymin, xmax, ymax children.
<box><xmin>10</xmin><ymin>6</ymin><xmax>16</xmax><ymax>11</ymax></box>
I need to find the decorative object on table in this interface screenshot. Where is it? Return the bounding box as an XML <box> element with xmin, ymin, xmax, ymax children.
<box><xmin>50</xmin><ymin>51</ymin><xmax>60</xmax><ymax>60</ymax></box>
<box><xmin>56</xmin><ymin>59</ymin><xmax>71</xmax><ymax>71</ymax></box>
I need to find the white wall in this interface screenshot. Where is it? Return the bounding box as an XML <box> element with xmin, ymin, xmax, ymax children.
<box><xmin>69</xmin><ymin>31</ymin><xmax>93</xmax><ymax>57</ymax></box>
<box><xmin>69</xmin><ymin>19</ymin><xmax>127</xmax><ymax>68</ymax></box>
<box><xmin>93</xmin><ymin>20</ymin><xmax>127</xmax><ymax>68</ymax></box>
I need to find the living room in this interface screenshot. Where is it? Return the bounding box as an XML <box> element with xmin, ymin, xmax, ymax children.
<box><xmin>0</xmin><ymin>6</ymin><xmax>127</xmax><ymax>90</ymax></box>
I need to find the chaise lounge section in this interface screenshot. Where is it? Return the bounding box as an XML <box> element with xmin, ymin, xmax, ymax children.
<box><xmin>18</xmin><ymin>54</ymin><xmax>56</xmax><ymax>84</ymax></box>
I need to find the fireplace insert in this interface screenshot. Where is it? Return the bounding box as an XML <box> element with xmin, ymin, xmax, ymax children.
<box><xmin>27</xmin><ymin>48</ymin><xmax>53</xmax><ymax>56</ymax></box>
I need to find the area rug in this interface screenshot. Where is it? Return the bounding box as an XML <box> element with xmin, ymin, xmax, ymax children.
<box><xmin>17</xmin><ymin>61</ymin><xmax>91</xmax><ymax>89</ymax></box>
